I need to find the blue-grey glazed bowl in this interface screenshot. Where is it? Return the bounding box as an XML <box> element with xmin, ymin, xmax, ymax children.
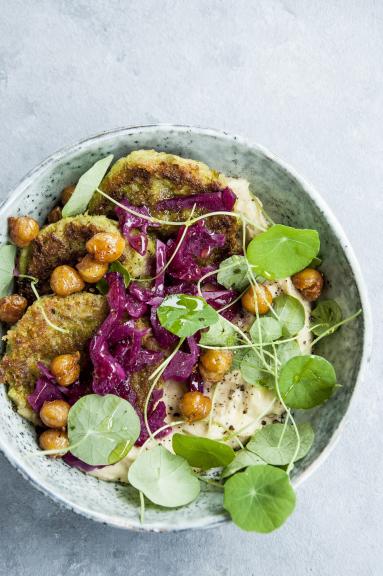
<box><xmin>0</xmin><ymin>126</ymin><xmax>372</xmax><ymax>531</ymax></box>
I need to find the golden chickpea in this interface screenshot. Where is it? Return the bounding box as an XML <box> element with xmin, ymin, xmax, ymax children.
<box><xmin>8</xmin><ymin>216</ymin><xmax>40</xmax><ymax>248</ymax></box>
<box><xmin>0</xmin><ymin>294</ymin><xmax>28</xmax><ymax>324</ymax></box>
<box><xmin>200</xmin><ymin>349</ymin><xmax>232</xmax><ymax>375</ymax></box>
<box><xmin>179</xmin><ymin>391</ymin><xmax>212</xmax><ymax>423</ymax></box>
<box><xmin>241</xmin><ymin>284</ymin><xmax>272</xmax><ymax>315</ymax></box>
<box><xmin>292</xmin><ymin>268</ymin><xmax>324</xmax><ymax>302</ymax></box>
<box><xmin>47</xmin><ymin>205</ymin><xmax>62</xmax><ymax>224</ymax></box>
<box><xmin>50</xmin><ymin>265</ymin><xmax>85</xmax><ymax>296</ymax></box>
<box><xmin>50</xmin><ymin>351</ymin><xmax>80</xmax><ymax>386</ymax></box>
<box><xmin>76</xmin><ymin>254</ymin><xmax>108</xmax><ymax>283</ymax></box>
<box><xmin>199</xmin><ymin>364</ymin><xmax>224</xmax><ymax>383</ymax></box>
<box><xmin>40</xmin><ymin>400</ymin><xmax>70</xmax><ymax>429</ymax></box>
<box><xmin>39</xmin><ymin>429</ymin><xmax>69</xmax><ymax>457</ymax></box>
<box><xmin>86</xmin><ymin>232</ymin><xmax>125</xmax><ymax>263</ymax></box>
<box><xmin>61</xmin><ymin>184</ymin><xmax>76</xmax><ymax>206</ymax></box>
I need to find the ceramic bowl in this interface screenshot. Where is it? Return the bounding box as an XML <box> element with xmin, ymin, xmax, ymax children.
<box><xmin>0</xmin><ymin>125</ymin><xmax>372</xmax><ymax>531</ymax></box>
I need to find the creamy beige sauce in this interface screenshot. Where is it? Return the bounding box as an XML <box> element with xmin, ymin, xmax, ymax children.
<box><xmin>92</xmin><ymin>178</ymin><xmax>312</xmax><ymax>483</ymax></box>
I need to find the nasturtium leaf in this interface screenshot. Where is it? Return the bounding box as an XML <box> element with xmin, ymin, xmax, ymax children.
<box><xmin>62</xmin><ymin>154</ymin><xmax>114</xmax><ymax>217</ymax></box>
<box><xmin>199</xmin><ymin>316</ymin><xmax>237</xmax><ymax>347</ymax></box>
<box><xmin>217</xmin><ymin>255</ymin><xmax>250</xmax><ymax>291</ymax></box>
<box><xmin>279</xmin><ymin>355</ymin><xmax>337</xmax><ymax>409</ymax></box>
<box><xmin>277</xmin><ymin>340</ymin><xmax>301</xmax><ymax>365</ymax></box>
<box><xmin>311</xmin><ymin>299</ymin><xmax>342</xmax><ymax>337</ymax></box>
<box><xmin>128</xmin><ymin>445</ymin><xmax>200</xmax><ymax>507</ymax></box>
<box><xmin>273</xmin><ymin>294</ymin><xmax>305</xmax><ymax>337</ymax></box>
<box><xmin>223</xmin><ymin>464</ymin><xmax>296</xmax><ymax>532</ymax></box>
<box><xmin>240</xmin><ymin>349</ymin><xmax>274</xmax><ymax>389</ymax></box>
<box><xmin>0</xmin><ymin>244</ymin><xmax>17</xmax><ymax>297</ymax></box>
<box><xmin>221</xmin><ymin>449</ymin><xmax>265</xmax><ymax>479</ymax></box>
<box><xmin>246</xmin><ymin>224</ymin><xmax>320</xmax><ymax>280</ymax></box>
<box><xmin>232</xmin><ymin>348</ymin><xmax>248</xmax><ymax>370</ymax></box>
<box><xmin>157</xmin><ymin>294</ymin><xmax>219</xmax><ymax>337</ymax></box>
<box><xmin>249</xmin><ymin>316</ymin><xmax>282</xmax><ymax>344</ymax></box>
<box><xmin>246</xmin><ymin>422</ymin><xmax>314</xmax><ymax>465</ymax></box>
<box><xmin>172</xmin><ymin>434</ymin><xmax>235</xmax><ymax>470</ymax></box>
<box><xmin>68</xmin><ymin>394</ymin><xmax>140</xmax><ymax>465</ymax></box>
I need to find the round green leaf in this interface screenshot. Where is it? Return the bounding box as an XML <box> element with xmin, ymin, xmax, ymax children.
<box><xmin>279</xmin><ymin>355</ymin><xmax>337</xmax><ymax>409</ymax></box>
<box><xmin>172</xmin><ymin>434</ymin><xmax>235</xmax><ymax>470</ymax></box>
<box><xmin>128</xmin><ymin>445</ymin><xmax>200</xmax><ymax>508</ymax></box>
<box><xmin>249</xmin><ymin>316</ymin><xmax>282</xmax><ymax>344</ymax></box>
<box><xmin>157</xmin><ymin>294</ymin><xmax>219</xmax><ymax>337</ymax></box>
<box><xmin>277</xmin><ymin>340</ymin><xmax>301</xmax><ymax>365</ymax></box>
<box><xmin>217</xmin><ymin>255</ymin><xmax>250</xmax><ymax>291</ymax></box>
<box><xmin>273</xmin><ymin>294</ymin><xmax>305</xmax><ymax>336</ymax></box>
<box><xmin>246</xmin><ymin>422</ymin><xmax>314</xmax><ymax>465</ymax></box>
<box><xmin>200</xmin><ymin>316</ymin><xmax>237</xmax><ymax>347</ymax></box>
<box><xmin>246</xmin><ymin>224</ymin><xmax>320</xmax><ymax>280</ymax></box>
<box><xmin>223</xmin><ymin>465</ymin><xmax>296</xmax><ymax>532</ymax></box>
<box><xmin>221</xmin><ymin>449</ymin><xmax>265</xmax><ymax>479</ymax></box>
<box><xmin>311</xmin><ymin>299</ymin><xmax>343</xmax><ymax>337</ymax></box>
<box><xmin>68</xmin><ymin>394</ymin><xmax>140</xmax><ymax>465</ymax></box>
<box><xmin>240</xmin><ymin>349</ymin><xmax>274</xmax><ymax>388</ymax></box>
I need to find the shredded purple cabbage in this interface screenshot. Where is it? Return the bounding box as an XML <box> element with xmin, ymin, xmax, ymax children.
<box><xmin>89</xmin><ymin>271</ymin><xmax>169</xmax><ymax>445</ymax></box>
<box><xmin>188</xmin><ymin>369</ymin><xmax>204</xmax><ymax>393</ymax></box>
<box><xmin>106</xmin><ymin>271</ymin><xmax>148</xmax><ymax>318</ymax></box>
<box><xmin>116</xmin><ymin>199</ymin><xmax>156</xmax><ymax>256</ymax></box>
<box><xmin>163</xmin><ymin>337</ymin><xmax>199</xmax><ymax>381</ymax></box>
<box><xmin>28</xmin><ymin>363</ymin><xmax>88</xmax><ymax>412</ymax></box>
<box><xmin>165</xmin><ymin>282</ymin><xmax>198</xmax><ymax>296</ymax></box>
<box><xmin>135</xmin><ymin>389</ymin><xmax>170</xmax><ymax>446</ymax></box>
<box><xmin>27</xmin><ymin>363</ymin><xmax>63</xmax><ymax>412</ymax></box>
<box><xmin>166</xmin><ymin>220</ymin><xmax>225</xmax><ymax>281</ymax></box>
<box><xmin>148</xmin><ymin>240</ymin><xmax>178</xmax><ymax>348</ymax></box>
<box><xmin>63</xmin><ymin>453</ymin><xmax>104</xmax><ymax>472</ymax></box>
<box><xmin>156</xmin><ymin>187</ymin><xmax>236</xmax><ymax>212</ymax></box>
<box><xmin>58</xmin><ymin>380</ymin><xmax>90</xmax><ymax>406</ymax></box>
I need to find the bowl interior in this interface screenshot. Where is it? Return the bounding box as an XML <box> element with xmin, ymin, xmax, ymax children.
<box><xmin>0</xmin><ymin>126</ymin><xmax>367</xmax><ymax>530</ymax></box>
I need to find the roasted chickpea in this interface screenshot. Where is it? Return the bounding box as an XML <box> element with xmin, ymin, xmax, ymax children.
<box><xmin>179</xmin><ymin>391</ymin><xmax>212</xmax><ymax>423</ymax></box>
<box><xmin>40</xmin><ymin>400</ymin><xmax>70</xmax><ymax>429</ymax></box>
<box><xmin>199</xmin><ymin>364</ymin><xmax>224</xmax><ymax>383</ymax></box>
<box><xmin>76</xmin><ymin>254</ymin><xmax>108</xmax><ymax>283</ymax></box>
<box><xmin>47</xmin><ymin>205</ymin><xmax>62</xmax><ymax>223</ymax></box>
<box><xmin>8</xmin><ymin>216</ymin><xmax>40</xmax><ymax>248</ymax></box>
<box><xmin>292</xmin><ymin>268</ymin><xmax>324</xmax><ymax>302</ymax></box>
<box><xmin>39</xmin><ymin>429</ymin><xmax>69</xmax><ymax>457</ymax></box>
<box><xmin>61</xmin><ymin>184</ymin><xmax>76</xmax><ymax>205</ymax></box>
<box><xmin>241</xmin><ymin>284</ymin><xmax>272</xmax><ymax>315</ymax></box>
<box><xmin>50</xmin><ymin>351</ymin><xmax>80</xmax><ymax>386</ymax></box>
<box><xmin>200</xmin><ymin>349</ymin><xmax>232</xmax><ymax>375</ymax></box>
<box><xmin>86</xmin><ymin>232</ymin><xmax>125</xmax><ymax>263</ymax></box>
<box><xmin>50</xmin><ymin>265</ymin><xmax>85</xmax><ymax>296</ymax></box>
<box><xmin>0</xmin><ymin>294</ymin><xmax>28</xmax><ymax>324</ymax></box>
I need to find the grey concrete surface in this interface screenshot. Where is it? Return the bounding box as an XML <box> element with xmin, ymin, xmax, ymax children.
<box><xmin>0</xmin><ymin>1</ymin><xmax>382</xmax><ymax>574</ymax></box>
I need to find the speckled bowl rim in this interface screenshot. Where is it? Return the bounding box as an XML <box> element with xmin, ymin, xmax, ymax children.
<box><xmin>0</xmin><ymin>125</ymin><xmax>373</xmax><ymax>531</ymax></box>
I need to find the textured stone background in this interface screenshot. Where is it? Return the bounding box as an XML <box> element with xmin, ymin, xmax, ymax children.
<box><xmin>0</xmin><ymin>1</ymin><xmax>382</xmax><ymax>574</ymax></box>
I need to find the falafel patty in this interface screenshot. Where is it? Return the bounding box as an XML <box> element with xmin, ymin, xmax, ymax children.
<box><xmin>0</xmin><ymin>293</ymin><xmax>108</xmax><ymax>421</ymax></box>
<box><xmin>18</xmin><ymin>214</ymin><xmax>155</xmax><ymax>297</ymax></box>
<box><xmin>88</xmin><ymin>149</ymin><xmax>242</xmax><ymax>256</ymax></box>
